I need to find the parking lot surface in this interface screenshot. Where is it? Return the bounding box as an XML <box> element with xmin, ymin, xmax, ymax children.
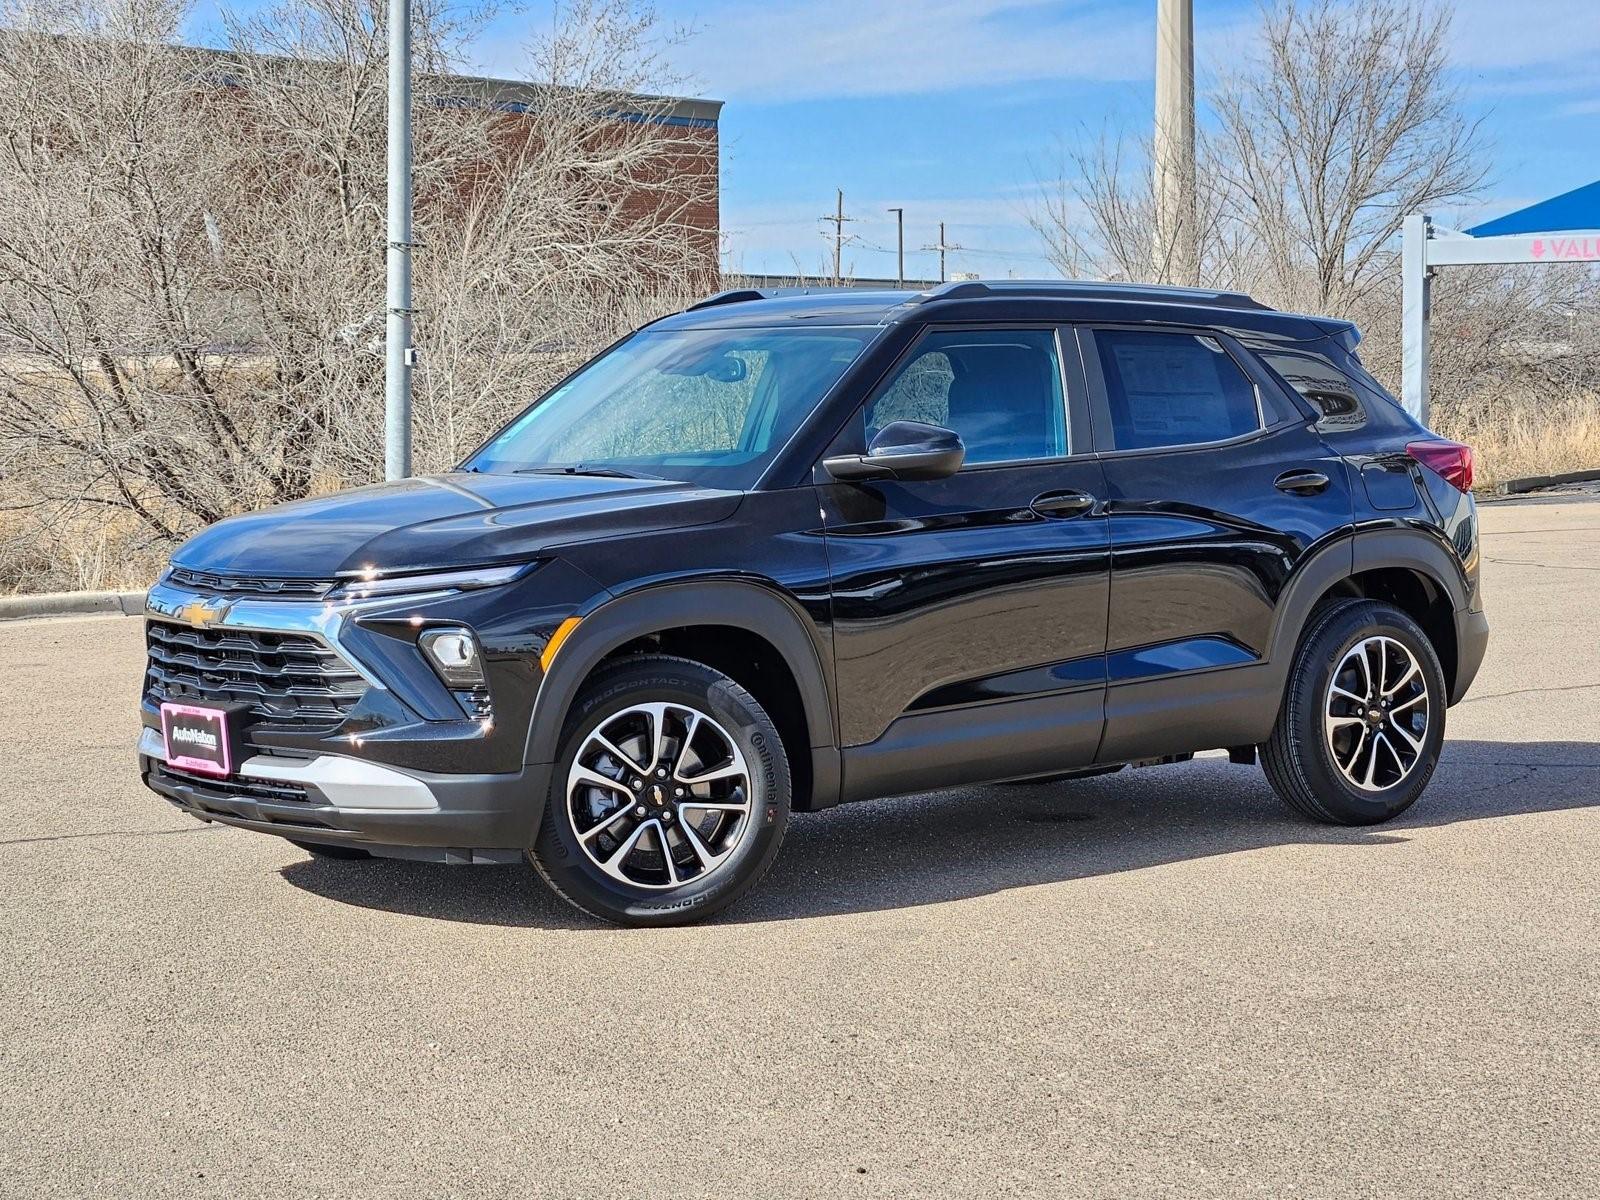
<box><xmin>2</xmin><ymin>497</ymin><xmax>1597</xmax><ymax>1198</ymax></box>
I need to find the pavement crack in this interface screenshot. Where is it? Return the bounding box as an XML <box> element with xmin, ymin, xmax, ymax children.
<box><xmin>0</xmin><ymin>826</ymin><xmax>217</xmax><ymax>847</ymax></box>
<box><xmin>1447</xmin><ymin>760</ymin><xmax>1600</xmax><ymax>769</ymax></box>
<box><xmin>1483</xmin><ymin>556</ymin><xmax>1600</xmax><ymax>573</ymax></box>
<box><xmin>1457</xmin><ymin>681</ymin><xmax>1600</xmax><ymax>704</ymax></box>
<box><xmin>1481</xmin><ymin>525</ymin><xmax>1600</xmax><ymax>537</ymax></box>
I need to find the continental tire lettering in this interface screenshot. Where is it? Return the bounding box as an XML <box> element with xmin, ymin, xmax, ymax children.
<box><xmin>749</xmin><ymin>729</ymin><xmax>777</xmax><ymax>793</ymax></box>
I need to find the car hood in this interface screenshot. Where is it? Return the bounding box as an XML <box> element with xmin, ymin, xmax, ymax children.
<box><xmin>170</xmin><ymin>472</ymin><xmax>744</xmax><ymax>579</ymax></box>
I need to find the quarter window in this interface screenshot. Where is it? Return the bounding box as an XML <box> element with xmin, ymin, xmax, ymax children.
<box><xmin>1257</xmin><ymin>349</ymin><xmax>1368</xmax><ymax>432</ymax></box>
<box><xmin>1093</xmin><ymin>330</ymin><xmax>1261</xmax><ymax>450</ymax></box>
<box><xmin>865</xmin><ymin>329</ymin><xmax>1066</xmax><ymax>465</ymax></box>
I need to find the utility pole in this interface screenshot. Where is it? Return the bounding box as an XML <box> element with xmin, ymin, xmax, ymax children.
<box><xmin>1153</xmin><ymin>0</ymin><xmax>1198</xmax><ymax>286</ymax></box>
<box><xmin>820</xmin><ymin>189</ymin><xmax>856</xmax><ymax>285</ymax></box>
<box><xmin>922</xmin><ymin>222</ymin><xmax>965</xmax><ymax>283</ymax></box>
<box><xmin>886</xmin><ymin>207</ymin><xmax>905</xmax><ymax>287</ymax></box>
<box><xmin>384</xmin><ymin>0</ymin><xmax>414</xmax><ymax>480</ymax></box>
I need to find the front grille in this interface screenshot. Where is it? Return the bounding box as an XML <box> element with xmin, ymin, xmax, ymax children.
<box><xmin>144</xmin><ymin>620</ymin><xmax>367</xmax><ymax>729</ymax></box>
<box><xmin>166</xmin><ymin>567</ymin><xmax>335</xmax><ymax>599</ymax></box>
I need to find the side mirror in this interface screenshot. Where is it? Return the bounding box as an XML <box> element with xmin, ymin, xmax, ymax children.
<box><xmin>823</xmin><ymin>421</ymin><xmax>965</xmax><ymax>482</ymax></box>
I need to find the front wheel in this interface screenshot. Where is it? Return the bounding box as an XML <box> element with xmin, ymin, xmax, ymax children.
<box><xmin>529</xmin><ymin>656</ymin><xmax>791</xmax><ymax>926</ymax></box>
<box><xmin>1261</xmin><ymin>599</ymin><xmax>1447</xmax><ymax>825</ymax></box>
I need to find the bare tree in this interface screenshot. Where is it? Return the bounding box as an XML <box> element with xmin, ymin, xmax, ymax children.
<box><xmin>1211</xmin><ymin>0</ymin><xmax>1486</xmax><ymax>313</ymax></box>
<box><xmin>1035</xmin><ymin>0</ymin><xmax>1485</xmax><ymax>309</ymax></box>
<box><xmin>0</xmin><ymin>0</ymin><xmax>716</xmax><ymax>592</ymax></box>
<box><xmin>1029</xmin><ymin>126</ymin><xmax>1232</xmax><ymax>285</ymax></box>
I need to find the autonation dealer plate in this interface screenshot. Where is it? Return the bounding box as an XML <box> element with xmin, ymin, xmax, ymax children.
<box><xmin>159</xmin><ymin>702</ymin><xmax>235</xmax><ymax>777</ymax></box>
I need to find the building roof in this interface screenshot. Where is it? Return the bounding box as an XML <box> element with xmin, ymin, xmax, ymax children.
<box><xmin>184</xmin><ymin>42</ymin><xmax>721</xmax><ymax>128</ymax></box>
<box><xmin>433</xmin><ymin>70</ymin><xmax>722</xmax><ymax>128</ymax></box>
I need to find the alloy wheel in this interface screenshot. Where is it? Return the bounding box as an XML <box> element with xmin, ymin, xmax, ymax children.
<box><xmin>565</xmin><ymin>702</ymin><xmax>753</xmax><ymax>889</ymax></box>
<box><xmin>1323</xmin><ymin>635</ymin><xmax>1431</xmax><ymax>792</ymax></box>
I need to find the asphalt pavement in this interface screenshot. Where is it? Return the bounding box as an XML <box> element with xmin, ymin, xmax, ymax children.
<box><xmin>1</xmin><ymin>496</ymin><xmax>1596</xmax><ymax>1198</ymax></box>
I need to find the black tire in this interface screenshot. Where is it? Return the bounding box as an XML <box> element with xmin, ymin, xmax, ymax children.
<box><xmin>1261</xmin><ymin>599</ymin><xmax>1447</xmax><ymax>825</ymax></box>
<box><xmin>529</xmin><ymin>655</ymin><xmax>791</xmax><ymax>927</ymax></box>
<box><xmin>287</xmin><ymin>839</ymin><xmax>372</xmax><ymax>860</ymax></box>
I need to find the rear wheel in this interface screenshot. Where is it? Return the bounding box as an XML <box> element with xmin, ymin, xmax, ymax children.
<box><xmin>529</xmin><ymin>656</ymin><xmax>790</xmax><ymax>926</ymax></box>
<box><xmin>1261</xmin><ymin>599</ymin><xmax>1446</xmax><ymax>825</ymax></box>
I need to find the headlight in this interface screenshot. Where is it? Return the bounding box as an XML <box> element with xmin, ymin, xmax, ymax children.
<box><xmin>419</xmin><ymin>626</ymin><xmax>492</xmax><ymax>721</ymax></box>
<box><xmin>328</xmin><ymin>562</ymin><xmax>531</xmax><ymax>602</ymax></box>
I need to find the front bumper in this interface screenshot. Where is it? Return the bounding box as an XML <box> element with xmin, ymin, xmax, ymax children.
<box><xmin>141</xmin><ymin>574</ymin><xmax>547</xmax><ymax>775</ymax></box>
<box><xmin>139</xmin><ymin>727</ymin><xmax>548</xmax><ymax>862</ymax></box>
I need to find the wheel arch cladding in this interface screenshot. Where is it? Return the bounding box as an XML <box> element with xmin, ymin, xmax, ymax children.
<box><xmin>524</xmin><ymin>581</ymin><xmax>837</xmax><ymax>809</ymax></box>
<box><xmin>1270</xmin><ymin>529</ymin><xmax>1466</xmax><ymax>698</ymax></box>
<box><xmin>1337</xmin><ymin>566</ymin><xmax>1457</xmax><ymax>698</ymax></box>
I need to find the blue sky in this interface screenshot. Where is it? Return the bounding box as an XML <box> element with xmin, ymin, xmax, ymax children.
<box><xmin>186</xmin><ymin>0</ymin><xmax>1600</xmax><ymax>281</ymax></box>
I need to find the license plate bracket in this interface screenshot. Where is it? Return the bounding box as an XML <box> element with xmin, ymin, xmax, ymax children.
<box><xmin>159</xmin><ymin>702</ymin><xmax>238</xmax><ymax>778</ymax></box>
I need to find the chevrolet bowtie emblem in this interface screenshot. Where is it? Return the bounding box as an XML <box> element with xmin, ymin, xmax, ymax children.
<box><xmin>177</xmin><ymin>597</ymin><xmax>232</xmax><ymax>629</ymax></box>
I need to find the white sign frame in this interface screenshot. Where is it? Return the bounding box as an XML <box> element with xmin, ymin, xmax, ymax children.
<box><xmin>1401</xmin><ymin>214</ymin><xmax>1600</xmax><ymax>426</ymax></box>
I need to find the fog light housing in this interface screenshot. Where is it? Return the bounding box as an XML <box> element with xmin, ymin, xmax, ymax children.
<box><xmin>419</xmin><ymin>627</ymin><xmax>492</xmax><ymax>720</ymax></box>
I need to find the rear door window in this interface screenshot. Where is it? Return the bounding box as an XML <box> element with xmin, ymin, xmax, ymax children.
<box><xmin>1090</xmin><ymin>329</ymin><xmax>1262</xmax><ymax>451</ymax></box>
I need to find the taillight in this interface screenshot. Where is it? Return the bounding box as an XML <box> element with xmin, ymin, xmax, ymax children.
<box><xmin>1406</xmin><ymin>439</ymin><xmax>1474</xmax><ymax>492</ymax></box>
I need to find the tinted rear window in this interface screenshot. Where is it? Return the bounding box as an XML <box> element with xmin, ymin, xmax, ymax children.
<box><xmin>1094</xmin><ymin>330</ymin><xmax>1261</xmax><ymax>450</ymax></box>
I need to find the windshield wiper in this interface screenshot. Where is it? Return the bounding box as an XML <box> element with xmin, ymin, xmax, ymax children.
<box><xmin>512</xmin><ymin>464</ymin><xmax>664</xmax><ymax>481</ymax></box>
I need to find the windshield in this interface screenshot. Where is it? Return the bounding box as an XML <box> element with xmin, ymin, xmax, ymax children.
<box><xmin>465</xmin><ymin>326</ymin><xmax>875</xmax><ymax>488</ymax></box>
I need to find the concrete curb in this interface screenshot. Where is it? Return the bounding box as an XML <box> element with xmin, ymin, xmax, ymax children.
<box><xmin>1499</xmin><ymin>468</ymin><xmax>1600</xmax><ymax>495</ymax></box>
<box><xmin>0</xmin><ymin>590</ymin><xmax>147</xmax><ymax>621</ymax></box>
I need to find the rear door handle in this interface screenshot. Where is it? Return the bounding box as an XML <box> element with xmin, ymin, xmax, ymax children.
<box><xmin>1030</xmin><ymin>489</ymin><xmax>1096</xmax><ymax>518</ymax></box>
<box><xmin>1274</xmin><ymin>469</ymin><xmax>1330</xmax><ymax>496</ymax></box>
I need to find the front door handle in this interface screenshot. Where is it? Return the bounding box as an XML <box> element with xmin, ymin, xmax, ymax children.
<box><xmin>1031</xmin><ymin>489</ymin><xmax>1096</xmax><ymax>519</ymax></box>
<box><xmin>1274</xmin><ymin>469</ymin><xmax>1330</xmax><ymax>496</ymax></box>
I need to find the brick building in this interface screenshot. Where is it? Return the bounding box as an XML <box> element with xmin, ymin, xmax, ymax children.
<box><xmin>453</xmin><ymin>71</ymin><xmax>723</xmax><ymax>274</ymax></box>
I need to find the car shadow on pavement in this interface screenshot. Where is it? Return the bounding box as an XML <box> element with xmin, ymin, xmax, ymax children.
<box><xmin>278</xmin><ymin>738</ymin><xmax>1600</xmax><ymax>928</ymax></box>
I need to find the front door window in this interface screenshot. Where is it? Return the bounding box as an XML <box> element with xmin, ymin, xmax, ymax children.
<box><xmin>864</xmin><ymin>328</ymin><xmax>1066</xmax><ymax>465</ymax></box>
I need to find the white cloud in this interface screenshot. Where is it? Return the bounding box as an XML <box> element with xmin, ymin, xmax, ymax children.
<box><xmin>1447</xmin><ymin>0</ymin><xmax>1600</xmax><ymax>73</ymax></box>
<box><xmin>665</xmin><ymin>0</ymin><xmax>1154</xmax><ymax>103</ymax></box>
<box><xmin>469</xmin><ymin>1</ymin><xmax>1600</xmax><ymax>110</ymax></box>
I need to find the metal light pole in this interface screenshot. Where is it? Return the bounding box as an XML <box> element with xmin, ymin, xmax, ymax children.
<box><xmin>1153</xmin><ymin>0</ymin><xmax>1198</xmax><ymax>286</ymax></box>
<box><xmin>887</xmin><ymin>207</ymin><xmax>904</xmax><ymax>287</ymax></box>
<box><xmin>384</xmin><ymin>0</ymin><xmax>414</xmax><ymax>481</ymax></box>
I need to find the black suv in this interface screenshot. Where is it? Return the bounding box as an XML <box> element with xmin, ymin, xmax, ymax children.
<box><xmin>139</xmin><ymin>281</ymin><xmax>1488</xmax><ymax>925</ymax></box>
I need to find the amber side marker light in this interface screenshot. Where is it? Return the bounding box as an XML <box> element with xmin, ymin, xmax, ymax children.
<box><xmin>540</xmin><ymin>616</ymin><xmax>582</xmax><ymax>673</ymax></box>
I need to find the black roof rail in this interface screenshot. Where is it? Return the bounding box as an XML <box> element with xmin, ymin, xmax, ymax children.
<box><xmin>686</xmin><ymin>288</ymin><xmax>770</xmax><ymax>311</ymax></box>
<box><xmin>911</xmin><ymin>278</ymin><xmax>1272</xmax><ymax>312</ymax></box>
<box><xmin>687</xmin><ymin>285</ymin><xmax>905</xmax><ymax>312</ymax></box>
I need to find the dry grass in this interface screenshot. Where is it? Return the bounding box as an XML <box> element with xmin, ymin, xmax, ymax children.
<box><xmin>0</xmin><ymin>501</ymin><xmax>163</xmax><ymax>595</ymax></box>
<box><xmin>1434</xmin><ymin>390</ymin><xmax>1600</xmax><ymax>492</ymax></box>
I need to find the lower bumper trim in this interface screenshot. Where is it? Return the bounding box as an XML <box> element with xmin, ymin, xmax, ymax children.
<box><xmin>138</xmin><ymin>726</ymin><xmax>437</xmax><ymax>811</ymax></box>
<box><xmin>138</xmin><ymin>727</ymin><xmax>549</xmax><ymax>851</ymax></box>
